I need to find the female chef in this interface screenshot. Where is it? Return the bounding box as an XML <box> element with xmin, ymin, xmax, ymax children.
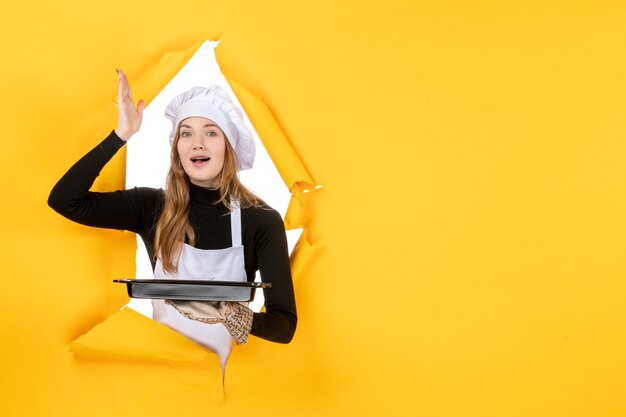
<box><xmin>48</xmin><ymin>70</ymin><xmax>297</xmax><ymax>369</ymax></box>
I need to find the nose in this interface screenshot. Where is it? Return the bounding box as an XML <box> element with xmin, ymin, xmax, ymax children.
<box><xmin>191</xmin><ymin>135</ymin><xmax>205</xmax><ymax>150</ymax></box>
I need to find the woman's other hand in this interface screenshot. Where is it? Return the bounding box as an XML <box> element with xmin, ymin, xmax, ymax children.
<box><xmin>114</xmin><ymin>69</ymin><xmax>145</xmax><ymax>141</ymax></box>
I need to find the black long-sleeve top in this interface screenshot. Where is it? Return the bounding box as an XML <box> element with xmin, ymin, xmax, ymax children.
<box><xmin>48</xmin><ymin>131</ymin><xmax>297</xmax><ymax>343</ymax></box>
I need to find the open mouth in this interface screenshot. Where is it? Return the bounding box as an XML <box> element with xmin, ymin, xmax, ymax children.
<box><xmin>191</xmin><ymin>156</ymin><xmax>210</xmax><ymax>164</ymax></box>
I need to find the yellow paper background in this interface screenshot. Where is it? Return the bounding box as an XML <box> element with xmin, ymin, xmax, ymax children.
<box><xmin>2</xmin><ymin>1</ymin><xmax>626</xmax><ymax>416</ymax></box>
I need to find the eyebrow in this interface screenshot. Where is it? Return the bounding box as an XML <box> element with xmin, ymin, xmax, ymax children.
<box><xmin>180</xmin><ymin>123</ymin><xmax>219</xmax><ymax>129</ymax></box>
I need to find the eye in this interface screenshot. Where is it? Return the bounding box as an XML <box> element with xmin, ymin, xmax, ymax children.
<box><xmin>206</xmin><ymin>131</ymin><xmax>218</xmax><ymax>137</ymax></box>
<box><xmin>180</xmin><ymin>131</ymin><xmax>191</xmax><ymax>137</ymax></box>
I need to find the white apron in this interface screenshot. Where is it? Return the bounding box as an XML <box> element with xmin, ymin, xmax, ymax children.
<box><xmin>152</xmin><ymin>202</ymin><xmax>247</xmax><ymax>369</ymax></box>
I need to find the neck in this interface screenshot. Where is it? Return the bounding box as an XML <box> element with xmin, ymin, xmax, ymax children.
<box><xmin>189</xmin><ymin>182</ymin><xmax>222</xmax><ymax>205</ymax></box>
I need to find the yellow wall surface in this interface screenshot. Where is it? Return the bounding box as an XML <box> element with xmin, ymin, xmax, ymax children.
<box><xmin>1</xmin><ymin>1</ymin><xmax>626</xmax><ymax>416</ymax></box>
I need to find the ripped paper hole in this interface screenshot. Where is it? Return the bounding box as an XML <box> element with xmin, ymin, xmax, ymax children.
<box><xmin>72</xmin><ymin>39</ymin><xmax>323</xmax><ymax>366</ymax></box>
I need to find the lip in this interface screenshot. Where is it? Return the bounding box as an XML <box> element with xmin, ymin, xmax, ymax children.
<box><xmin>190</xmin><ymin>154</ymin><xmax>211</xmax><ymax>165</ymax></box>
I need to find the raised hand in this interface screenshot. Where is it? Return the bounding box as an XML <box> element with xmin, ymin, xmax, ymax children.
<box><xmin>114</xmin><ymin>69</ymin><xmax>145</xmax><ymax>141</ymax></box>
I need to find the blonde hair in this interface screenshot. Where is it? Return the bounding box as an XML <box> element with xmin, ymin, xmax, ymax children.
<box><xmin>154</xmin><ymin>130</ymin><xmax>264</xmax><ymax>274</ymax></box>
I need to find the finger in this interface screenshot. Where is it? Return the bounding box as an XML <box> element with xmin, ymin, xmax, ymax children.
<box><xmin>116</xmin><ymin>68</ymin><xmax>123</xmax><ymax>102</ymax></box>
<box><xmin>137</xmin><ymin>99</ymin><xmax>145</xmax><ymax>117</ymax></box>
<box><xmin>117</xmin><ymin>71</ymin><xmax>131</xmax><ymax>106</ymax></box>
<box><xmin>125</xmin><ymin>73</ymin><xmax>133</xmax><ymax>99</ymax></box>
<box><xmin>118</xmin><ymin>69</ymin><xmax>130</xmax><ymax>100</ymax></box>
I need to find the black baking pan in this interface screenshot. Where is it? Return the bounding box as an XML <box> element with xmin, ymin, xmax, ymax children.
<box><xmin>113</xmin><ymin>279</ymin><xmax>271</xmax><ymax>302</ymax></box>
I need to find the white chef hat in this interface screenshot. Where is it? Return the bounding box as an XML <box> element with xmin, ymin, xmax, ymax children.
<box><xmin>164</xmin><ymin>85</ymin><xmax>255</xmax><ymax>170</ymax></box>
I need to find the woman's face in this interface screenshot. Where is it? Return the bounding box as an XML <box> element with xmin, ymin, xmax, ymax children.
<box><xmin>176</xmin><ymin>116</ymin><xmax>227</xmax><ymax>188</ymax></box>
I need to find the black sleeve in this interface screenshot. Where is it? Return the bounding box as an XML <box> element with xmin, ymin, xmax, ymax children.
<box><xmin>48</xmin><ymin>130</ymin><xmax>154</xmax><ymax>234</ymax></box>
<box><xmin>250</xmin><ymin>208</ymin><xmax>298</xmax><ymax>343</ymax></box>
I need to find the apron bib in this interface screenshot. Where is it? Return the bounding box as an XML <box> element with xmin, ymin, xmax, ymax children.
<box><xmin>152</xmin><ymin>202</ymin><xmax>246</xmax><ymax>369</ymax></box>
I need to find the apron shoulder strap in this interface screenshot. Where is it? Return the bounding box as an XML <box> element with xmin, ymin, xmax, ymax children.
<box><xmin>230</xmin><ymin>200</ymin><xmax>242</xmax><ymax>247</ymax></box>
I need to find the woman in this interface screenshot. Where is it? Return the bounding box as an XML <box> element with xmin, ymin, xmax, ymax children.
<box><xmin>48</xmin><ymin>70</ymin><xmax>297</xmax><ymax>369</ymax></box>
